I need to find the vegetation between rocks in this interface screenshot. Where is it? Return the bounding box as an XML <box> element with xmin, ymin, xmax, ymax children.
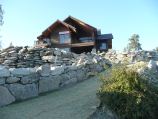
<box><xmin>98</xmin><ymin>65</ymin><xmax>158</xmax><ymax>119</ymax></box>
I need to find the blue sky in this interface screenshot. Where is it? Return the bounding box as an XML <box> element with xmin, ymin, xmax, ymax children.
<box><xmin>1</xmin><ymin>0</ymin><xmax>158</xmax><ymax>50</ymax></box>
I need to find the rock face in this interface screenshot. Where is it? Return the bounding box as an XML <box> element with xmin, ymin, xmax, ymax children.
<box><xmin>0</xmin><ymin>78</ymin><xmax>5</xmax><ymax>85</ymax></box>
<box><xmin>51</xmin><ymin>66</ymin><xmax>65</xmax><ymax>76</ymax></box>
<box><xmin>0</xmin><ymin>46</ymin><xmax>111</xmax><ymax>107</ymax></box>
<box><xmin>148</xmin><ymin>60</ymin><xmax>157</xmax><ymax>70</ymax></box>
<box><xmin>10</xmin><ymin>68</ymin><xmax>34</xmax><ymax>77</ymax></box>
<box><xmin>0</xmin><ymin>67</ymin><xmax>10</xmax><ymax>77</ymax></box>
<box><xmin>0</xmin><ymin>46</ymin><xmax>111</xmax><ymax>68</ymax></box>
<box><xmin>103</xmin><ymin>50</ymin><xmax>158</xmax><ymax>64</ymax></box>
<box><xmin>39</xmin><ymin>64</ymin><xmax>50</xmax><ymax>76</ymax></box>
<box><xmin>7</xmin><ymin>83</ymin><xmax>38</xmax><ymax>101</ymax></box>
<box><xmin>0</xmin><ymin>86</ymin><xmax>15</xmax><ymax>107</ymax></box>
<box><xmin>6</xmin><ymin>77</ymin><xmax>20</xmax><ymax>84</ymax></box>
<box><xmin>1</xmin><ymin>46</ymin><xmax>157</xmax><ymax>117</ymax></box>
<box><xmin>21</xmin><ymin>73</ymin><xmax>39</xmax><ymax>84</ymax></box>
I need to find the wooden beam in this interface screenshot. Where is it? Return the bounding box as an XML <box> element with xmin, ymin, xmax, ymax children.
<box><xmin>52</xmin><ymin>42</ymin><xmax>94</xmax><ymax>48</ymax></box>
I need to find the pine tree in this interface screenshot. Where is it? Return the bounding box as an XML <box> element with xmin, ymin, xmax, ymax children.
<box><xmin>127</xmin><ymin>34</ymin><xmax>142</xmax><ymax>51</ymax></box>
<box><xmin>0</xmin><ymin>5</ymin><xmax>3</xmax><ymax>49</ymax></box>
<box><xmin>0</xmin><ymin>5</ymin><xmax>3</xmax><ymax>25</ymax></box>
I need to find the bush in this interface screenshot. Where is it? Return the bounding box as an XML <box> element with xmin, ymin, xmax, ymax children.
<box><xmin>98</xmin><ymin>65</ymin><xmax>158</xmax><ymax>119</ymax></box>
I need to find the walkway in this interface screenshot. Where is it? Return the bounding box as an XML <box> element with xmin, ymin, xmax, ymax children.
<box><xmin>0</xmin><ymin>77</ymin><xmax>100</xmax><ymax>119</ymax></box>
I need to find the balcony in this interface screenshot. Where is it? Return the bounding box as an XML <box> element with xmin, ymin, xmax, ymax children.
<box><xmin>52</xmin><ymin>42</ymin><xmax>94</xmax><ymax>48</ymax></box>
<box><xmin>79</xmin><ymin>37</ymin><xmax>95</xmax><ymax>43</ymax></box>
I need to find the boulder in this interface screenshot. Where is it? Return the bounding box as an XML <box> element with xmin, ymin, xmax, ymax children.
<box><xmin>6</xmin><ymin>77</ymin><xmax>20</xmax><ymax>84</ymax></box>
<box><xmin>95</xmin><ymin>64</ymin><xmax>103</xmax><ymax>72</ymax></box>
<box><xmin>59</xmin><ymin>74</ymin><xmax>70</xmax><ymax>86</ymax></box>
<box><xmin>61</xmin><ymin>78</ymin><xmax>77</xmax><ymax>87</ymax></box>
<box><xmin>148</xmin><ymin>60</ymin><xmax>157</xmax><ymax>70</ymax></box>
<box><xmin>51</xmin><ymin>66</ymin><xmax>65</xmax><ymax>76</ymax></box>
<box><xmin>0</xmin><ymin>86</ymin><xmax>15</xmax><ymax>107</ymax></box>
<box><xmin>67</xmin><ymin>70</ymin><xmax>77</xmax><ymax>79</ymax></box>
<box><xmin>54</xmin><ymin>49</ymin><xmax>62</xmax><ymax>56</ymax></box>
<box><xmin>18</xmin><ymin>48</ymin><xmax>28</xmax><ymax>54</ymax></box>
<box><xmin>91</xmin><ymin>48</ymin><xmax>96</xmax><ymax>54</ymax></box>
<box><xmin>39</xmin><ymin>64</ymin><xmax>50</xmax><ymax>76</ymax></box>
<box><xmin>3</xmin><ymin>60</ymin><xmax>14</xmax><ymax>64</ymax></box>
<box><xmin>92</xmin><ymin>57</ymin><xmax>98</xmax><ymax>63</ymax></box>
<box><xmin>76</xmin><ymin>69</ymin><xmax>86</xmax><ymax>81</ymax></box>
<box><xmin>66</xmin><ymin>65</ymin><xmax>78</xmax><ymax>71</ymax></box>
<box><xmin>39</xmin><ymin>76</ymin><xmax>60</xmax><ymax>93</ymax></box>
<box><xmin>76</xmin><ymin>57</ymin><xmax>84</xmax><ymax>66</ymax></box>
<box><xmin>42</xmin><ymin>56</ymin><xmax>54</xmax><ymax>62</ymax></box>
<box><xmin>7</xmin><ymin>83</ymin><xmax>38</xmax><ymax>101</ymax></box>
<box><xmin>0</xmin><ymin>78</ymin><xmax>5</xmax><ymax>85</ymax></box>
<box><xmin>21</xmin><ymin>73</ymin><xmax>39</xmax><ymax>84</ymax></box>
<box><xmin>0</xmin><ymin>67</ymin><xmax>10</xmax><ymax>77</ymax></box>
<box><xmin>10</xmin><ymin>68</ymin><xmax>35</xmax><ymax>77</ymax></box>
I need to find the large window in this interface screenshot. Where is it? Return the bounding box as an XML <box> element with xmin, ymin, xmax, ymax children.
<box><xmin>59</xmin><ymin>31</ymin><xmax>71</xmax><ymax>44</ymax></box>
<box><xmin>43</xmin><ymin>38</ymin><xmax>51</xmax><ymax>45</ymax></box>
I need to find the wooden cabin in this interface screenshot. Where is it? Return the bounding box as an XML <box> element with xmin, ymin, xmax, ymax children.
<box><xmin>37</xmin><ymin>16</ymin><xmax>113</xmax><ymax>53</ymax></box>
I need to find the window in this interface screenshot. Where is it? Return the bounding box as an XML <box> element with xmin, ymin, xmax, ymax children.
<box><xmin>43</xmin><ymin>38</ymin><xmax>50</xmax><ymax>44</ymax></box>
<box><xmin>59</xmin><ymin>31</ymin><xmax>71</xmax><ymax>44</ymax></box>
<box><xmin>100</xmin><ymin>43</ymin><xmax>107</xmax><ymax>50</ymax></box>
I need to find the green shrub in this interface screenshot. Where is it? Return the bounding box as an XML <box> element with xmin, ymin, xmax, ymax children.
<box><xmin>98</xmin><ymin>65</ymin><xmax>158</xmax><ymax>119</ymax></box>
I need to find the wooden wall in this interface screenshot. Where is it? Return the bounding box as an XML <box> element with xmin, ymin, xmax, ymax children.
<box><xmin>50</xmin><ymin>24</ymin><xmax>71</xmax><ymax>44</ymax></box>
<box><xmin>65</xmin><ymin>19</ymin><xmax>95</xmax><ymax>43</ymax></box>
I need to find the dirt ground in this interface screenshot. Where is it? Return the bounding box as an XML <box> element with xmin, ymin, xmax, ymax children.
<box><xmin>0</xmin><ymin>77</ymin><xmax>100</xmax><ymax>119</ymax></box>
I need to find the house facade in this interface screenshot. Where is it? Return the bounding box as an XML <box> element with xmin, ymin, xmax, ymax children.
<box><xmin>36</xmin><ymin>16</ymin><xmax>113</xmax><ymax>53</ymax></box>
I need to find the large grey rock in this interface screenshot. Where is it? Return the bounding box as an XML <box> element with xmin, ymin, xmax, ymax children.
<box><xmin>60</xmin><ymin>78</ymin><xmax>77</xmax><ymax>87</ymax></box>
<box><xmin>0</xmin><ymin>86</ymin><xmax>15</xmax><ymax>107</ymax></box>
<box><xmin>0</xmin><ymin>67</ymin><xmax>10</xmax><ymax>77</ymax></box>
<box><xmin>7</xmin><ymin>83</ymin><xmax>38</xmax><ymax>101</ymax></box>
<box><xmin>59</xmin><ymin>74</ymin><xmax>70</xmax><ymax>86</ymax></box>
<box><xmin>51</xmin><ymin>66</ymin><xmax>65</xmax><ymax>76</ymax></box>
<box><xmin>76</xmin><ymin>57</ymin><xmax>85</xmax><ymax>66</ymax></box>
<box><xmin>94</xmin><ymin>64</ymin><xmax>103</xmax><ymax>72</ymax></box>
<box><xmin>19</xmin><ymin>48</ymin><xmax>28</xmax><ymax>54</ymax></box>
<box><xmin>67</xmin><ymin>70</ymin><xmax>77</xmax><ymax>79</ymax></box>
<box><xmin>76</xmin><ymin>69</ymin><xmax>86</xmax><ymax>81</ymax></box>
<box><xmin>39</xmin><ymin>64</ymin><xmax>50</xmax><ymax>76</ymax></box>
<box><xmin>148</xmin><ymin>60</ymin><xmax>157</xmax><ymax>70</ymax></box>
<box><xmin>0</xmin><ymin>52</ymin><xmax>8</xmax><ymax>56</ymax></box>
<box><xmin>91</xmin><ymin>48</ymin><xmax>96</xmax><ymax>54</ymax></box>
<box><xmin>54</xmin><ymin>49</ymin><xmax>62</xmax><ymax>56</ymax></box>
<box><xmin>6</xmin><ymin>77</ymin><xmax>20</xmax><ymax>83</ymax></box>
<box><xmin>10</xmin><ymin>68</ymin><xmax>36</xmax><ymax>77</ymax></box>
<box><xmin>66</xmin><ymin>65</ymin><xmax>78</xmax><ymax>71</ymax></box>
<box><xmin>0</xmin><ymin>78</ymin><xmax>5</xmax><ymax>85</ymax></box>
<box><xmin>42</xmin><ymin>56</ymin><xmax>54</xmax><ymax>62</ymax></box>
<box><xmin>3</xmin><ymin>60</ymin><xmax>14</xmax><ymax>64</ymax></box>
<box><xmin>39</xmin><ymin>76</ymin><xmax>60</xmax><ymax>93</ymax></box>
<box><xmin>88</xmin><ymin>64</ymin><xmax>101</xmax><ymax>73</ymax></box>
<box><xmin>21</xmin><ymin>73</ymin><xmax>39</xmax><ymax>84</ymax></box>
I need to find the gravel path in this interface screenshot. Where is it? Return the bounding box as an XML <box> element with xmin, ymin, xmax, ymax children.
<box><xmin>0</xmin><ymin>77</ymin><xmax>100</xmax><ymax>119</ymax></box>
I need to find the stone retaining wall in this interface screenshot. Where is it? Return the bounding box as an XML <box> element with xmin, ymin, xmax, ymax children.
<box><xmin>0</xmin><ymin>62</ymin><xmax>106</xmax><ymax>107</ymax></box>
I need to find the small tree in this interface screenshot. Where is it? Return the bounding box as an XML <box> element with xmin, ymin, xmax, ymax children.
<box><xmin>155</xmin><ymin>47</ymin><xmax>158</xmax><ymax>52</ymax></box>
<box><xmin>9</xmin><ymin>42</ymin><xmax>13</xmax><ymax>47</ymax></box>
<box><xmin>0</xmin><ymin>5</ymin><xmax>3</xmax><ymax>49</ymax></box>
<box><xmin>0</xmin><ymin>5</ymin><xmax>3</xmax><ymax>25</ymax></box>
<box><xmin>126</xmin><ymin>34</ymin><xmax>142</xmax><ymax>51</ymax></box>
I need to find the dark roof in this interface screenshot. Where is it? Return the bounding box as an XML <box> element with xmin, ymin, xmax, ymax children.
<box><xmin>37</xmin><ymin>20</ymin><xmax>76</xmax><ymax>39</ymax></box>
<box><xmin>97</xmin><ymin>34</ymin><xmax>113</xmax><ymax>40</ymax></box>
<box><xmin>42</xmin><ymin>20</ymin><xmax>76</xmax><ymax>33</ymax></box>
<box><xmin>64</xmin><ymin>16</ymin><xmax>97</xmax><ymax>31</ymax></box>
